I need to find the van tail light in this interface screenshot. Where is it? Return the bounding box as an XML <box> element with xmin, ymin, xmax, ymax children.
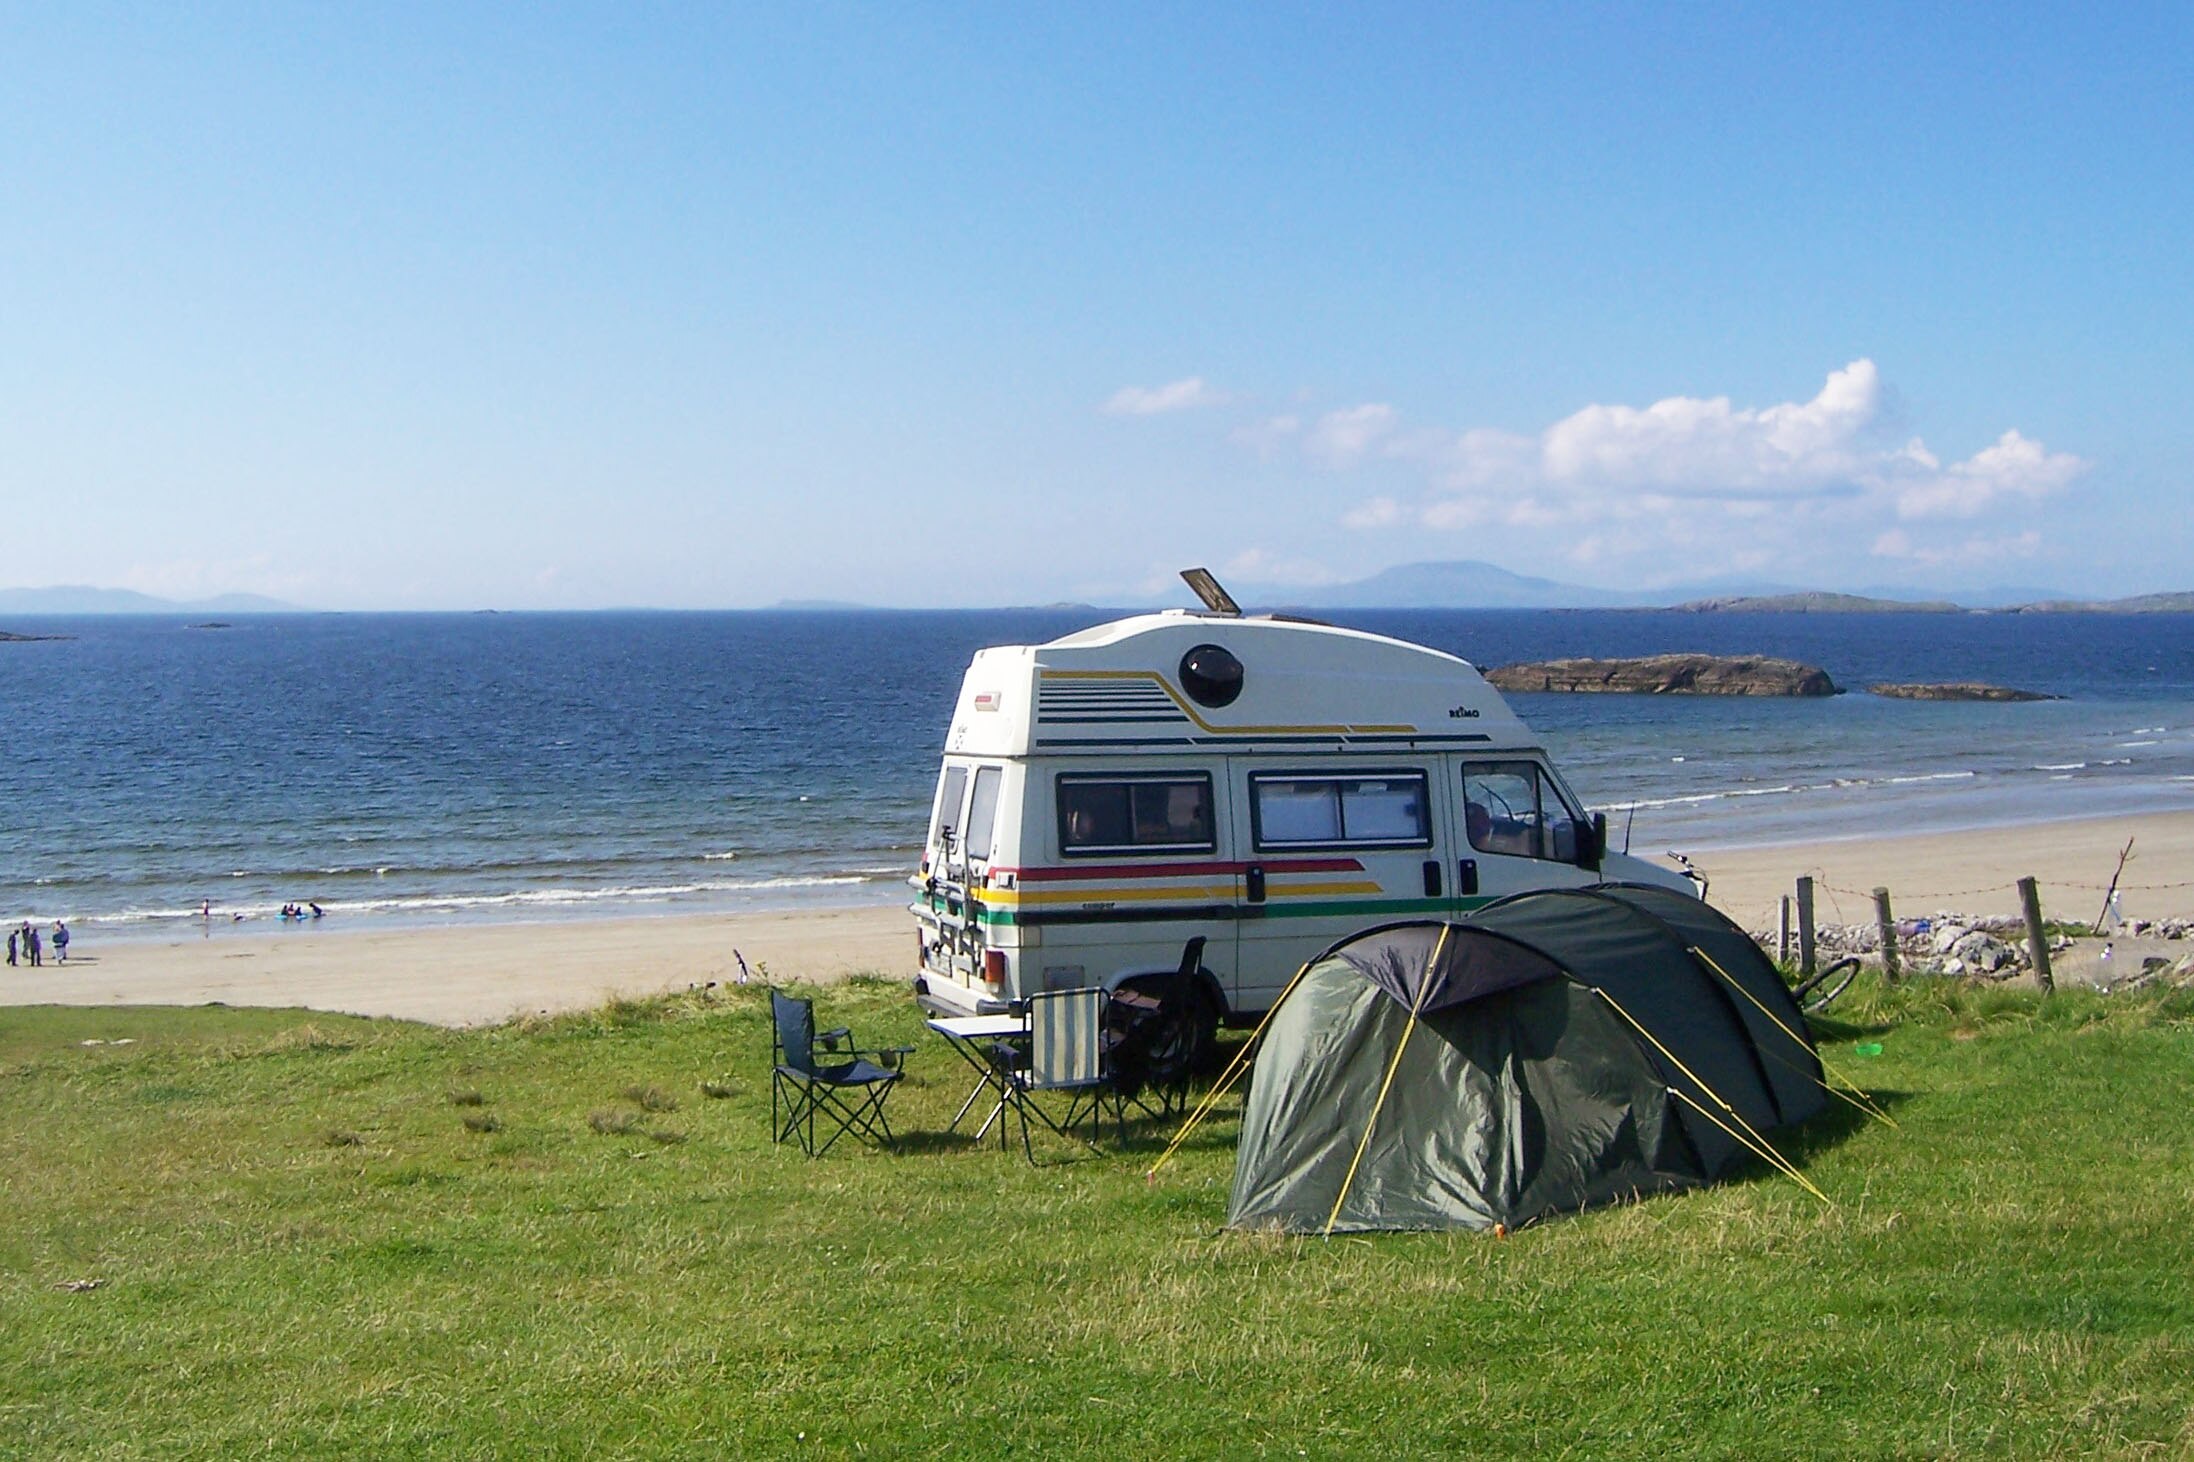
<box><xmin>982</xmin><ymin>949</ymin><xmax>1006</xmax><ymax>986</ymax></box>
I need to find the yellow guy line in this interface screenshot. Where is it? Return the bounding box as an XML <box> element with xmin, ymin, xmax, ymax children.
<box><xmin>1145</xmin><ymin>960</ymin><xmax>1315</xmax><ymax>1180</ymax></box>
<box><xmin>1322</xmin><ymin>924</ymin><xmax>1452</xmax><ymax>1237</ymax></box>
<box><xmin>1594</xmin><ymin>986</ymin><xmax>1831</xmax><ymax>1207</ymax></box>
<box><xmin>1665</xmin><ymin>1087</ymin><xmax>1831</xmax><ymax>1209</ymax></box>
<box><xmin>1688</xmin><ymin>947</ymin><xmax>1899</xmax><ymax>1131</ymax></box>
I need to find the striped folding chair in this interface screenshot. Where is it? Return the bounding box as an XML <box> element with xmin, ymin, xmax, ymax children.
<box><xmin>996</xmin><ymin>987</ymin><xmax>1123</xmax><ymax>1162</ymax></box>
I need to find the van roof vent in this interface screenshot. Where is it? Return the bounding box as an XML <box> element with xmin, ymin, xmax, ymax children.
<box><xmin>1180</xmin><ymin>567</ymin><xmax>1242</xmax><ymax>616</ymax></box>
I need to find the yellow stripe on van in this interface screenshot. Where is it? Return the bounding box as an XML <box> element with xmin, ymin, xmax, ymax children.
<box><xmin>1040</xmin><ymin>669</ymin><xmax>1415</xmax><ymax>736</ymax></box>
<box><xmin>1268</xmin><ymin>880</ymin><xmax>1386</xmax><ymax>898</ymax></box>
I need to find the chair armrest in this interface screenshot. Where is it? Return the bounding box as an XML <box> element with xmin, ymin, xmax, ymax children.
<box><xmin>817</xmin><ymin>1026</ymin><xmax>854</xmax><ymax>1052</ymax></box>
<box><xmin>867</xmin><ymin>1044</ymin><xmax>917</xmax><ymax>1071</ymax></box>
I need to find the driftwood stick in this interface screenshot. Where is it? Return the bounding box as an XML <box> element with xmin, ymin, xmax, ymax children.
<box><xmin>2092</xmin><ymin>837</ymin><xmax>2136</xmax><ymax>932</ymax></box>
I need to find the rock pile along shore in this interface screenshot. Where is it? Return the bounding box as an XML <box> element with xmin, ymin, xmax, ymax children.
<box><xmin>1746</xmin><ymin>914</ymin><xmax>2194</xmax><ymax>991</ymax></box>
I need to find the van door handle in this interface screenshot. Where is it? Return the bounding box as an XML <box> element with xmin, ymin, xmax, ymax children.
<box><xmin>1245</xmin><ymin>865</ymin><xmax>1266</xmax><ymax>904</ymax></box>
<box><xmin>1457</xmin><ymin>859</ymin><xmax>1479</xmax><ymax>897</ymax></box>
<box><xmin>1422</xmin><ymin>860</ymin><xmax>1441</xmax><ymax>898</ymax></box>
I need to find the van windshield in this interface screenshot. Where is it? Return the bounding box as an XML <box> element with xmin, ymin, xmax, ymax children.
<box><xmin>1461</xmin><ymin>761</ymin><xmax>1584</xmax><ymax>862</ymax></box>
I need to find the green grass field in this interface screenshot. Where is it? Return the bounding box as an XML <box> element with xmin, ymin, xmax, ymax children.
<box><xmin>4</xmin><ymin>976</ymin><xmax>2191</xmax><ymax>1458</ymax></box>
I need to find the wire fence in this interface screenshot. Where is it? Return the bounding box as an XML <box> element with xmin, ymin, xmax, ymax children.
<box><xmin>1715</xmin><ymin>870</ymin><xmax>2194</xmax><ymax>935</ymax></box>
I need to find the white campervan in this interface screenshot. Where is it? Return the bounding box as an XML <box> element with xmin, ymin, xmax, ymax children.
<box><xmin>911</xmin><ymin>594</ymin><xmax>1695</xmax><ymax>1057</ymax></box>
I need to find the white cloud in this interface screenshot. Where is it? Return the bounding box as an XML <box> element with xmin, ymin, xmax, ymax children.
<box><xmin>1890</xmin><ymin>430</ymin><xmax>2085</xmax><ymax>520</ymax></box>
<box><xmin>1535</xmin><ymin>358</ymin><xmax>1883</xmax><ymax>495</ymax></box>
<box><xmin>1102</xmin><ymin>376</ymin><xmax>1227</xmax><ymax>416</ymax></box>
<box><xmin>1341</xmin><ymin>496</ymin><xmax>1405</xmax><ymax>530</ymax></box>
<box><xmin>1297</xmin><ymin>361</ymin><xmax>2081</xmax><ymax>519</ymax></box>
<box><xmin>1304</xmin><ymin>404</ymin><xmax>1399</xmax><ymax>466</ymax></box>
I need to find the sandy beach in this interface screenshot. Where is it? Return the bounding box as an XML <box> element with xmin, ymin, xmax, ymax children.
<box><xmin>3</xmin><ymin>906</ymin><xmax>912</xmax><ymax>1027</ymax></box>
<box><xmin>9</xmin><ymin>811</ymin><xmax>2191</xmax><ymax>1025</ymax></box>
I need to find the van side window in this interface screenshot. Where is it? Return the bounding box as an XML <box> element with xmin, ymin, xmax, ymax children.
<box><xmin>931</xmin><ymin>765</ymin><xmax>969</xmax><ymax>849</ymax></box>
<box><xmin>1057</xmin><ymin>774</ymin><xmax>1214</xmax><ymax>855</ymax></box>
<box><xmin>965</xmin><ymin>766</ymin><xmax>1003</xmax><ymax>862</ymax></box>
<box><xmin>1251</xmin><ymin>773</ymin><xmax>1431</xmax><ymax>850</ymax></box>
<box><xmin>1461</xmin><ymin>761</ymin><xmax>1583</xmax><ymax>861</ymax></box>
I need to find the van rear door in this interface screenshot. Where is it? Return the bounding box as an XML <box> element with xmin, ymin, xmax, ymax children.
<box><xmin>918</xmin><ymin>760</ymin><xmax>1007</xmax><ymax>997</ymax></box>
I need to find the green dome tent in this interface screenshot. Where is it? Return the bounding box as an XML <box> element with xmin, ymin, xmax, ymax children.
<box><xmin>1227</xmin><ymin>885</ymin><xmax>1827</xmax><ymax>1234</ymax></box>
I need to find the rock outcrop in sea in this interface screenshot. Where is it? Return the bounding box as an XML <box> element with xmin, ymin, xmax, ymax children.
<box><xmin>1483</xmin><ymin>653</ymin><xmax>1839</xmax><ymax>697</ymax></box>
<box><xmin>1674</xmin><ymin>592</ymin><xmax>1961</xmax><ymax>613</ymax></box>
<box><xmin>1867</xmin><ymin>682</ymin><xmax>2059</xmax><ymax>702</ymax></box>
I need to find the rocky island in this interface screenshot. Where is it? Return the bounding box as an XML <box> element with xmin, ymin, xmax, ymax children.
<box><xmin>1483</xmin><ymin>654</ymin><xmax>1839</xmax><ymax>697</ymax></box>
<box><xmin>0</xmin><ymin>629</ymin><xmax>70</xmax><ymax>643</ymax></box>
<box><xmin>1673</xmin><ymin>591</ymin><xmax>1961</xmax><ymax>614</ymax></box>
<box><xmin>1867</xmin><ymin>682</ymin><xmax>2059</xmax><ymax>702</ymax></box>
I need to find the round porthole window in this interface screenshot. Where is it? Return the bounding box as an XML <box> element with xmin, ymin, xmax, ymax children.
<box><xmin>1179</xmin><ymin>643</ymin><xmax>1244</xmax><ymax>708</ymax></box>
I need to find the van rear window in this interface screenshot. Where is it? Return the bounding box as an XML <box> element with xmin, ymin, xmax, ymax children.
<box><xmin>1252</xmin><ymin>772</ymin><xmax>1431</xmax><ymax>850</ymax></box>
<box><xmin>965</xmin><ymin>766</ymin><xmax>1003</xmax><ymax>861</ymax></box>
<box><xmin>931</xmin><ymin>765</ymin><xmax>969</xmax><ymax>847</ymax></box>
<box><xmin>1057</xmin><ymin>774</ymin><xmax>1214</xmax><ymax>855</ymax></box>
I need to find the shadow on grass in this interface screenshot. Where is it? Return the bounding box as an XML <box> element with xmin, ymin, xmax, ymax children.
<box><xmin>1761</xmin><ymin>1085</ymin><xmax>1913</xmax><ymax>1176</ymax></box>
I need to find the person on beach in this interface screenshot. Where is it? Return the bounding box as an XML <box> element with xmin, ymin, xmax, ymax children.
<box><xmin>26</xmin><ymin>925</ymin><xmax>40</xmax><ymax>968</ymax></box>
<box><xmin>6</xmin><ymin>927</ymin><xmax>15</xmax><ymax>966</ymax></box>
<box><xmin>53</xmin><ymin>921</ymin><xmax>68</xmax><ymax>963</ymax></box>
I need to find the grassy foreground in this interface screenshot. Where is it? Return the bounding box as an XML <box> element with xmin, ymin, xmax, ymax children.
<box><xmin>3</xmin><ymin>976</ymin><xmax>2192</xmax><ymax>1459</ymax></box>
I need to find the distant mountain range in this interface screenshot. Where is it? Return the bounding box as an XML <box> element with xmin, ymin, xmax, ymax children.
<box><xmin>1259</xmin><ymin>560</ymin><xmax>1638</xmax><ymax>610</ymax></box>
<box><xmin>1230</xmin><ymin>561</ymin><xmax>2189</xmax><ymax>614</ymax></box>
<box><xmin>7</xmin><ymin>568</ymin><xmax>2190</xmax><ymax>616</ymax></box>
<box><xmin>0</xmin><ymin>586</ymin><xmax>307</xmax><ymax>614</ymax></box>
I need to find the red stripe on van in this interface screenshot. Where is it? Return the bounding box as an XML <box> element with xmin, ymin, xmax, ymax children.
<box><xmin>999</xmin><ymin>857</ymin><xmax>1364</xmax><ymax>883</ymax></box>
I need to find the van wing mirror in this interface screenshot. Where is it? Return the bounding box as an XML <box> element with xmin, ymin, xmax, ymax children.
<box><xmin>1581</xmin><ymin>813</ymin><xmax>1607</xmax><ymax>872</ymax></box>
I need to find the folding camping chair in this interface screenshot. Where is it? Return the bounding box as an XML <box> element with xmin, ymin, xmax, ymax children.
<box><xmin>769</xmin><ymin>989</ymin><xmax>911</xmax><ymax>1157</ymax></box>
<box><xmin>992</xmin><ymin>987</ymin><xmax>1124</xmax><ymax>1163</ymax></box>
<box><xmin>1109</xmin><ymin>936</ymin><xmax>1206</xmax><ymax>1120</ymax></box>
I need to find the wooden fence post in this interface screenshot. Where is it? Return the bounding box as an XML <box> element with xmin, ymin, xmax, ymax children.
<box><xmin>1873</xmin><ymin>885</ymin><xmax>1900</xmax><ymax>982</ymax></box>
<box><xmin>1779</xmin><ymin>895</ymin><xmax>1792</xmax><ymax>967</ymax></box>
<box><xmin>1795</xmin><ymin>876</ymin><xmax>1816</xmax><ymax>978</ymax></box>
<box><xmin>2019</xmin><ymin>875</ymin><xmax>2054</xmax><ymax>994</ymax></box>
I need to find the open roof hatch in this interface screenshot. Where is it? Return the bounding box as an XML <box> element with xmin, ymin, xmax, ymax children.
<box><xmin>1179</xmin><ymin>567</ymin><xmax>1242</xmax><ymax>617</ymax></box>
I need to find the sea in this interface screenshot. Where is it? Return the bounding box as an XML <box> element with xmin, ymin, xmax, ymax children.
<box><xmin>4</xmin><ymin>609</ymin><xmax>2192</xmax><ymax>942</ymax></box>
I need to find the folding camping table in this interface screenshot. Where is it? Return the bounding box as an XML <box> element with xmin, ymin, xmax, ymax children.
<box><xmin>926</xmin><ymin>1012</ymin><xmax>1029</xmax><ymax>1145</ymax></box>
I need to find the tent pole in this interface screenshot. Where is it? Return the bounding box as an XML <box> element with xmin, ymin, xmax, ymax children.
<box><xmin>1321</xmin><ymin>925</ymin><xmax>1452</xmax><ymax>1237</ymax></box>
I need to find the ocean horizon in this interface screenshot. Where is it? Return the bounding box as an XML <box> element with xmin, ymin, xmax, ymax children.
<box><xmin>5</xmin><ymin>608</ymin><xmax>2191</xmax><ymax>944</ymax></box>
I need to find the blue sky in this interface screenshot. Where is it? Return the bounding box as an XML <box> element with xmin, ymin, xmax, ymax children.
<box><xmin>5</xmin><ymin>4</ymin><xmax>2189</xmax><ymax>608</ymax></box>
